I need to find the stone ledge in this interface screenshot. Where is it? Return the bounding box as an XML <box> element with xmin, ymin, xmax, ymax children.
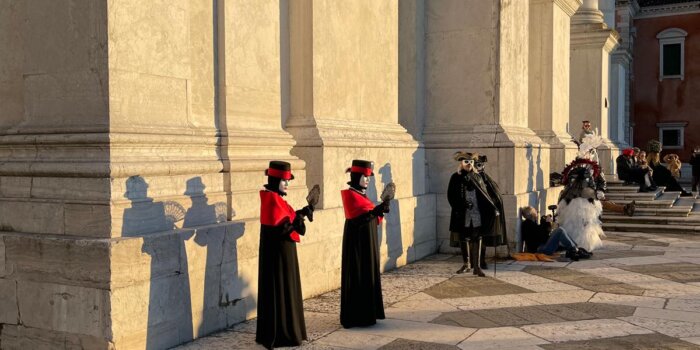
<box><xmin>3</xmin><ymin>233</ymin><xmax>111</xmax><ymax>289</ymax></box>
<box><xmin>17</xmin><ymin>280</ymin><xmax>111</xmax><ymax>339</ymax></box>
<box><xmin>0</xmin><ymin>324</ymin><xmax>114</xmax><ymax>350</ymax></box>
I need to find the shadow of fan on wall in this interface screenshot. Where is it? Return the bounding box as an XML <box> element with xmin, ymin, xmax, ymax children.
<box><xmin>121</xmin><ymin>175</ymin><xmax>251</xmax><ymax>349</ymax></box>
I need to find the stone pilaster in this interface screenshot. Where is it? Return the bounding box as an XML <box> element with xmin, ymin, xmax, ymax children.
<box><xmin>423</xmin><ymin>0</ymin><xmax>560</xmax><ymax>254</ymax></box>
<box><xmin>570</xmin><ymin>0</ymin><xmax>620</xmax><ymax>174</ymax></box>
<box><xmin>529</xmin><ymin>0</ymin><xmax>582</xmax><ymax>174</ymax></box>
<box><xmin>285</xmin><ymin>0</ymin><xmax>436</xmax><ymax>273</ymax></box>
<box><xmin>0</xmin><ymin>1</ymin><xmax>114</xmax><ymax>348</ymax></box>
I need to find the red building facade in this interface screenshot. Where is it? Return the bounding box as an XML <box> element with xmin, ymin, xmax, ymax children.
<box><xmin>630</xmin><ymin>1</ymin><xmax>700</xmax><ymax>162</ymax></box>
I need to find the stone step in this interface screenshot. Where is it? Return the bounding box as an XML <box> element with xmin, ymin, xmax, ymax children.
<box><xmin>604</xmin><ymin>189</ymin><xmax>663</xmax><ymax>201</ymax></box>
<box><xmin>673</xmin><ymin>194</ymin><xmax>699</xmax><ymax>207</ymax></box>
<box><xmin>605</xmin><ymin>199</ymin><xmax>675</xmax><ymax>208</ymax></box>
<box><xmin>691</xmin><ymin>200</ymin><xmax>700</xmax><ymax>216</ymax></box>
<box><xmin>613</xmin><ymin>207</ymin><xmax>691</xmax><ymax>217</ymax></box>
<box><xmin>602</xmin><ymin>214</ymin><xmax>700</xmax><ymax>225</ymax></box>
<box><xmin>606</xmin><ymin>185</ymin><xmax>641</xmax><ymax>193</ymax></box>
<box><xmin>603</xmin><ymin>223</ymin><xmax>700</xmax><ymax>234</ymax></box>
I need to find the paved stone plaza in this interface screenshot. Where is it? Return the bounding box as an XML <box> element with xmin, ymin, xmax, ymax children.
<box><xmin>176</xmin><ymin>230</ymin><xmax>700</xmax><ymax>349</ymax></box>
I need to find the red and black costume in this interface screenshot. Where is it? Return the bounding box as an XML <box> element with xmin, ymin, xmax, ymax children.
<box><xmin>340</xmin><ymin>160</ymin><xmax>387</xmax><ymax>328</ymax></box>
<box><xmin>256</xmin><ymin>161</ymin><xmax>307</xmax><ymax>349</ymax></box>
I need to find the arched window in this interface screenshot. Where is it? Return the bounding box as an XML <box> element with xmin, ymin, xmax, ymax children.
<box><xmin>657</xmin><ymin>28</ymin><xmax>688</xmax><ymax>81</ymax></box>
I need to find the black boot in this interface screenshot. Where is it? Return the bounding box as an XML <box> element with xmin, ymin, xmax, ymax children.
<box><xmin>480</xmin><ymin>243</ymin><xmax>488</xmax><ymax>269</ymax></box>
<box><xmin>565</xmin><ymin>248</ymin><xmax>580</xmax><ymax>261</ymax></box>
<box><xmin>577</xmin><ymin>248</ymin><xmax>592</xmax><ymax>259</ymax></box>
<box><xmin>471</xmin><ymin>238</ymin><xmax>486</xmax><ymax>277</ymax></box>
<box><xmin>456</xmin><ymin>240</ymin><xmax>471</xmax><ymax>274</ymax></box>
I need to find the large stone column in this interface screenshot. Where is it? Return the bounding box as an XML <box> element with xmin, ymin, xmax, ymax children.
<box><xmin>0</xmin><ymin>1</ymin><xmax>114</xmax><ymax>347</ymax></box>
<box><xmin>423</xmin><ymin>0</ymin><xmax>557</xmax><ymax>253</ymax></box>
<box><xmin>570</xmin><ymin>0</ymin><xmax>620</xmax><ymax>174</ymax></box>
<box><xmin>285</xmin><ymin>0</ymin><xmax>436</xmax><ymax>273</ymax></box>
<box><xmin>0</xmin><ymin>1</ymin><xmax>296</xmax><ymax>348</ymax></box>
<box><xmin>529</xmin><ymin>0</ymin><xmax>582</xmax><ymax>174</ymax></box>
<box><xmin>614</xmin><ymin>0</ymin><xmax>639</xmax><ymax>146</ymax></box>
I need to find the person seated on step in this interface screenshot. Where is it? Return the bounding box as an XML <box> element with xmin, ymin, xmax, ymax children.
<box><xmin>520</xmin><ymin>206</ymin><xmax>590</xmax><ymax>261</ymax></box>
<box><xmin>617</xmin><ymin>148</ymin><xmax>657</xmax><ymax>192</ymax></box>
<box><xmin>646</xmin><ymin>140</ymin><xmax>693</xmax><ymax>197</ymax></box>
<box><xmin>663</xmin><ymin>153</ymin><xmax>682</xmax><ymax>180</ymax></box>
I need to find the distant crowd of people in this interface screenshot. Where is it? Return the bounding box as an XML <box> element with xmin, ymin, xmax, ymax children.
<box><xmin>519</xmin><ymin>120</ymin><xmax>698</xmax><ymax>263</ymax></box>
<box><xmin>616</xmin><ymin>141</ymin><xmax>696</xmax><ymax>197</ymax></box>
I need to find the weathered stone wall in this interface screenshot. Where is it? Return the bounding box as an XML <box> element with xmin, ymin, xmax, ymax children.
<box><xmin>0</xmin><ymin>1</ymin><xmax>435</xmax><ymax>349</ymax></box>
<box><xmin>0</xmin><ymin>0</ymin><xmax>607</xmax><ymax>349</ymax></box>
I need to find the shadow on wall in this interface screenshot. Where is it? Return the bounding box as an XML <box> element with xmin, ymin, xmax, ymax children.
<box><xmin>379</xmin><ymin>163</ymin><xmax>403</xmax><ymax>271</ymax></box>
<box><xmin>121</xmin><ymin>175</ymin><xmax>251</xmax><ymax>349</ymax></box>
<box><xmin>525</xmin><ymin>145</ymin><xmax>545</xmax><ymax>193</ymax></box>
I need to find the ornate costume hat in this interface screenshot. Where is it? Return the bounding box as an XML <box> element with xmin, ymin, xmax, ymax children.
<box><xmin>346</xmin><ymin>160</ymin><xmax>374</xmax><ymax>176</ymax></box>
<box><xmin>453</xmin><ymin>151</ymin><xmax>479</xmax><ymax>161</ymax></box>
<box><xmin>265</xmin><ymin>160</ymin><xmax>294</xmax><ymax>180</ymax></box>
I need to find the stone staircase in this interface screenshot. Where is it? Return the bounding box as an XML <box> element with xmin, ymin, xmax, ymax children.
<box><xmin>601</xmin><ymin>178</ymin><xmax>700</xmax><ymax>234</ymax></box>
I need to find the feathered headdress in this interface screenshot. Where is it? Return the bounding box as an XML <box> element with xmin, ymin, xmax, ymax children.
<box><xmin>561</xmin><ymin>158</ymin><xmax>600</xmax><ymax>185</ymax></box>
<box><xmin>577</xmin><ymin>129</ymin><xmax>603</xmax><ymax>160</ymax></box>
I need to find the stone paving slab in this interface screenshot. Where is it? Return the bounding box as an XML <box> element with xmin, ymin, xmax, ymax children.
<box><xmin>523</xmin><ymin>266</ymin><xmax>646</xmax><ymax>295</ymax></box>
<box><xmin>423</xmin><ymin>276</ymin><xmax>533</xmax><ymax>299</ymax></box>
<box><xmin>539</xmin><ymin>333</ymin><xmax>700</xmax><ymax>350</ymax></box>
<box><xmin>457</xmin><ymin>327</ymin><xmax>549</xmax><ymax>350</ymax></box>
<box><xmin>314</xmin><ymin>330</ymin><xmax>395</xmax><ymax>350</ymax></box>
<box><xmin>619</xmin><ymin>263</ymin><xmax>700</xmax><ymax>283</ymax></box>
<box><xmin>341</xmin><ymin>318</ymin><xmax>475</xmax><ymax>346</ymax></box>
<box><xmin>176</xmin><ymin>231</ymin><xmax>700</xmax><ymax>350</ymax></box>
<box><xmin>521</xmin><ymin>318</ymin><xmax>653</xmax><ymax>342</ymax></box>
<box><xmin>620</xmin><ymin>316</ymin><xmax>700</xmax><ymax>338</ymax></box>
<box><xmin>377</xmin><ymin>339</ymin><xmax>460</xmax><ymax>350</ymax></box>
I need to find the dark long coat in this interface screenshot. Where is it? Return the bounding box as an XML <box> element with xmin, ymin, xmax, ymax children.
<box><xmin>447</xmin><ymin>171</ymin><xmax>498</xmax><ymax>247</ymax></box>
<box><xmin>480</xmin><ymin>171</ymin><xmax>507</xmax><ymax>247</ymax></box>
<box><xmin>256</xmin><ymin>191</ymin><xmax>307</xmax><ymax>349</ymax></box>
<box><xmin>340</xmin><ymin>189</ymin><xmax>385</xmax><ymax>328</ymax></box>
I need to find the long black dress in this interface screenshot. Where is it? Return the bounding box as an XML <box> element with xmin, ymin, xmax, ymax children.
<box><xmin>480</xmin><ymin>171</ymin><xmax>507</xmax><ymax>247</ymax></box>
<box><xmin>256</xmin><ymin>190</ymin><xmax>307</xmax><ymax>349</ymax></box>
<box><xmin>340</xmin><ymin>189</ymin><xmax>385</xmax><ymax>328</ymax></box>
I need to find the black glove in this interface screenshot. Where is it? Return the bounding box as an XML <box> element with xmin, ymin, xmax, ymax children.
<box><xmin>282</xmin><ymin>221</ymin><xmax>295</xmax><ymax>235</ymax></box>
<box><xmin>296</xmin><ymin>205</ymin><xmax>314</xmax><ymax>222</ymax></box>
<box><xmin>382</xmin><ymin>201</ymin><xmax>390</xmax><ymax>213</ymax></box>
<box><xmin>370</xmin><ymin>204</ymin><xmax>385</xmax><ymax>217</ymax></box>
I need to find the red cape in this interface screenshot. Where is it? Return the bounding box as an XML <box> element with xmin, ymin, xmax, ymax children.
<box><xmin>341</xmin><ymin>189</ymin><xmax>382</xmax><ymax>225</ymax></box>
<box><xmin>260</xmin><ymin>190</ymin><xmax>300</xmax><ymax>242</ymax></box>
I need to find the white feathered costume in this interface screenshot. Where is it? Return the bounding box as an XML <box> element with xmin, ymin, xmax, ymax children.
<box><xmin>556</xmin><ymin>132</ymin><xmax>606</xmax><ymax>252</ymax></box>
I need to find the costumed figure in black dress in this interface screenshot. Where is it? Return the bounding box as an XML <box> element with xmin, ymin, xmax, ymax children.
<box><xmin>447</xmin><ymin>152</ymin><xmax>499</xmax><ymax>277</ymax></box>
<box><xmin>476</xmin><ymin>155</ymin><xmax>509</xmax><ymax>267</ymax></box>
<box><xmin>256</xmin><ymin>161</ymin><xmax>319</xmax><ymax>349</ymax></box>
<box><xmin>340</xmin><ymin>160</ymin><xmax>393</xmax><ymax>328</ymax></box>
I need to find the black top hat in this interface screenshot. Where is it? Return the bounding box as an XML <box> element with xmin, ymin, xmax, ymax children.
<box><xmin>265</xmin><ymin>160</ymin><xmax>294</xmax><ymax>180</ymax></box>
<box><xmin>346</xmin><ymin>159</ymin><xmax>374</xmax><ymax>176</ymax></box>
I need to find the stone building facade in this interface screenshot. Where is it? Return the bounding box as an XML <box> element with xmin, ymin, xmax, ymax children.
<box><xmin>619</xmin><ymin>0</ymin><xmax>700</xmax><ymax>163</ymax></box>
<box><xmin>0</xmin><ymin>0</ymin><xmax>622</xmax><ymax>348</ymax></box>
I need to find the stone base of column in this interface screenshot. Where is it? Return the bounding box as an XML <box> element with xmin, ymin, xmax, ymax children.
<box><xmin>534</xmin><ymin>130</ymin><xmax>580</xmax><ymax>174</ymax></box>
<box><xmin>596</xmin><ymin>137</ymin><xmax>621</xmax><ymax>176</ymax></box>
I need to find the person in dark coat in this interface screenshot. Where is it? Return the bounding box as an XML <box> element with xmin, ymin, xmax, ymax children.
<box><xmin>616</xmin><ymin>149</ymin><xmax>656</xmax><ymax>192</ymax></box>
<box><xmin>691</xmin><ymin>146</ymin><xmax>700</xmax><ymax>192</ymax></box>
<box><xmin>447</xmin><ymin>152</ymin><xmax>498</xmax><ymax>277</ymax></box>
<box><xmin>340</xmin><ymin>160</ymin><xmax>389</xmax><ymax>328</ymax></box>
<box><xmin>256</xmin><ymin>161</ymin><xmax>314</xmax><ymax>349</ymax></box>
<box><xmin>476</xmin><ymin>155</ymin><xmax>508</xmax><ymax>268</ymax></box>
